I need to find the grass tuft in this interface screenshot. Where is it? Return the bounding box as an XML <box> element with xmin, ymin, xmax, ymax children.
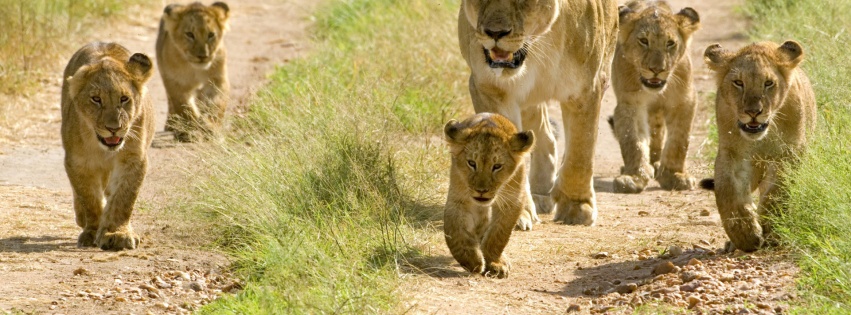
<box><xmin>745</xmin><ymin>0</ymin><xmax>851</xmax><ymax>312</ymax></box>
<box><xmin>181</xmin><ymin>0</ymin><xmax>466</xmax><ymax>312</ymax></box>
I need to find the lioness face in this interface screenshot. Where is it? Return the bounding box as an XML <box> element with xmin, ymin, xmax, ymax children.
<box><xmin>619</xmin><ymin>5</ymin><xmax>699</xmax><ymax>91</ymax></box>
<box><xmin>445</xmin><ymin>114</ymin><xmax>535</xmax><ymax>206</ymax></box>
<box><xmin>462</xmin><ymin>0</ymin><xmax>559</xmax><ymax>77</ymax></box>
<box><xmin>67</xmin><ymin>54</ymin><xmax>153</xmax><ymax>151</ymax></box>
<box><xmin>705</xmin><ymin>41</ymin><xmax>804</xmax><ymax>141</ymax></box>
<box><xmin>164</xmin><ymin>2</ymin><xmax>229</xmax><ymax>69</ymax></box>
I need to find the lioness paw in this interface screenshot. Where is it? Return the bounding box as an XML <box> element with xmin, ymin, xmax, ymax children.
<box><xmin>613</xmin><ymin>174</ymin><xmax>648</xmax><ymax>194</ymax></box>
<box><xmin>77</xmin><ymin>229</ymin><xmax>98</xmax><ymax>248</ymax></box>
<box><xmin>554</xmin><ymin>200</ymin><xmax>596</xmax><ymax>226</ymax></box>
<box><xmin>484</xmin><ymin>260</ymin><xmax>510</xmax><ymax>279</ymax></box>
<box><xmin>657</xmin><ymin>169</ymin><xmax>696</xmax><ymax>191</ymax></box>
<box><xmin>532</xmin><ymin>193</ymin><xmax>554</xmax><ymax>214</ymax></box>
<box><xmin>95</xmin><ymin>230</ymin><xmax>140</xmax><ymax>251</ymax></box>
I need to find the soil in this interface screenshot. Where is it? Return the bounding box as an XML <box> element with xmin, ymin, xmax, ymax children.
<box><xmin>0</xmin><ymin>0</ymin><xmax>800</xmax><ymax>314</ymax></box>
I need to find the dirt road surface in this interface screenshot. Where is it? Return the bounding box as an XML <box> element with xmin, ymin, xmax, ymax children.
<box><xmin>0</xmin><ymin>0</ymin><xmax>798</xmax><ymax>314</ymax></box>
<box><xmin>0</xmin><ymin>0</ymin><xmax>315</xmax><ymax>314</ymax></box>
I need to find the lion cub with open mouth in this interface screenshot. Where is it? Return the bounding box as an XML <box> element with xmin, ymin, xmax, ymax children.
<box><xmin>443</xmin><ymin>113</ymin><xmax>534</xmax><ymax>278</ymax></box>
<box><xmin>703</xmin><ymin>41</ymin><xmax>816</xmax><ymax>252</ymax></box>
<box><xmin>61</xmin><ymin>42</ymin><xmax>155</xmax><ymax>250</ymax></box>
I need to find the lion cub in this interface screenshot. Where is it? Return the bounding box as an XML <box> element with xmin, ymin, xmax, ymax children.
<box><xmin>703</xmin><ymin>41</ymin><xmax>816</xmax><ymax>252</ymax></box>
<box><xmin>156</xmin><ymin>2</ymin><xmax>230</xmax><ymax>142</ymax></box>
<box><xmin>610</xmin><ymin>0</ymin><xmax>700</xmax><ymax>193</ymax></box>
<box><xmin>61</xmin><ymin>42</ymin><xmax>155</xmax><ymax>250</ymax></box>
<box><xmin>443</xmin><ymin>113</ymin><xmax>535</xmax><ymax>278</ymax></box>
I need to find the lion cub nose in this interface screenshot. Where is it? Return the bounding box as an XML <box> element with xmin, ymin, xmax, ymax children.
<box><xmin>475</xmin><ymin>188</ymin><xmax>490</xmax><ymax>194</ymax></box>
<box><xmin>745</xmin><ymin>108</ymin><xmax>763</xmax><ymax>118</ymax></box>
<box><xmin>484</xmin><ymin>28</ymin><xmax>512</xmax><ymax>41</ymax></box>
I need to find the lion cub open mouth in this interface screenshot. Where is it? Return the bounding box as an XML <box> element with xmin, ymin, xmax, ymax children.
<box><xmin>737</xmin><ymin>120</ymin><xmax>769</xmax><ymax>134</ymax></box>
<box><xmin>640</xmin><ymin>77</ymin><xmax>667</xmax><ymax>89</ymax></box>
<box><xmin>97</xmin><ymin>135</ymin><xmax>125</xmax><ymax>148</ymax></box>
<box><xmin>483</xmin><ymin>46</ymin><xmax>527</xmax><ymax>69</ymax></box>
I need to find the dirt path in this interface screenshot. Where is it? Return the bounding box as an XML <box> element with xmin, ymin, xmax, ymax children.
<box><xmin>0</xmin><ymin>0</ymin><xmax>315</xmax><ymax>314</ymax></box>
<box><xmin>399</xmin><ymin>1</ymin><xmax>799</xmax><ymax>314</ymax></box>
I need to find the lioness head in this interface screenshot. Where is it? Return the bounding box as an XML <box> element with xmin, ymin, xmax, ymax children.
<box><xmin>618</xmin><ymin>1</ymin><xmax>699</xmax><ymax>91</ymax></box>
<box><xmin>461</xmin><ymin>0</ymin><xmax>559</xmax><ymax>76</ymax></box>
<box><xmin>445</xmin><ymin>113</ymin><xmax>534</xmax><ymax>206</ymax></box>
<box><xmin>66</xmin><ymin>52</ymin><xmax>153</xmax><ymax>151</ymax></box>
<box><xmin>705</xmin><ymin>41</ymin><xmax>805</xmax><ymax>140</ymax></box>
<box><xmin>162</xmin><ymin>2</ymin><xmax>229</xmax><ymax>68</ymax></box>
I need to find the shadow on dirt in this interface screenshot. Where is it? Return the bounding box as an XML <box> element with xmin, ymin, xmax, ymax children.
<box><xmin>558</xmin><ymin>250</ymin><xmax>729</xmax><ymax>297</ymax></box>
<box><xmin>0</xmin><ymin>235</ymin><xmax>76</xmax><ymax>253</ymax></box>
<box><xmin>402</xmin><ymin>253</ymin><xmax>470</xmax><ymax>279</ymax></box>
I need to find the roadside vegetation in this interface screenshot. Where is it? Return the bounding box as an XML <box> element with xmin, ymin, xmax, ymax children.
<box><xmin>745</xmin><ymin>0</ymin><xmax>851</xmax><ymax>313</ymax></box>
<box><xmin>0</xmin><ymin>0</ymin><xmax>148</xmax><ymax>139</ymax></box>
<box><xmin>180</xmin><ymin>0</ymin><xmax>466</xmax><ymax>313</ymax></box>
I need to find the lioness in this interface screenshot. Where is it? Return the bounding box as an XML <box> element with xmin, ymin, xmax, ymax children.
<box><xmin>458</xmin><ymin>0</ymin><xmax>618</xmax><ymax>228</ymax></box>
<box><xmin>703</xmin><ymin>41</ymin><xmax>816</xmax><ymax>252</ymax></box>
<box><xmin>61</xmin><ymin>42</ymin><xmax>154</xmax><ymax>250</ymax></box>
<box><xmin>444</xmin><ymin>113</ymin><xmax>534</xmax><ymax>278</ymax></box>
<box><xmin>156</xmin><ymin>1</ymin><xmax>230</xmax><ymax>142</ymax></box>
<box><xmin>610</xmin><ymin>0</ymin><xmax>700</xmax><ymax>193</ymax></box>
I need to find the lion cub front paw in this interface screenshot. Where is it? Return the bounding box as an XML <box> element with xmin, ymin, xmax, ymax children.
<box><xmin>77</xmin><ymin>229</ymin><xmax>98</xmax><ymax>248</ymax></box>
<box><xmin>657</xmin><ymin>169</ymin><xmax>696</xmax><ymax>191</ymax></box>
<box><xmin>613</xmin><ymin>174</ymin><xmax>649</xmax><ymax>194</ymax></box>
<box><xmin>554</xmin><ymin>199</ymin><xmax>596</xmax><ymax>226</ymax></box>
<box><xmin>484</xmin><ymin>259</ymin><xmax>511</xmax><ymax>279</ymax></box>
<box><xmin>95</xmin><ymin>229</ymin><xmax>140</xmax><ymax>251</ymax></box>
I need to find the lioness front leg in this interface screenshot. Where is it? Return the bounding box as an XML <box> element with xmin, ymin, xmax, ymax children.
<box><xmin>522</xmin><ymin>103</ymin><xmax>557</xmax><ymax>216</ymax></box>
<box><xmin>655</xmin><ymin>98</ymin><xmax>696</xmax><ymax>190</ymax></box>
<box><xmin>553</xmin><ymin>96</ymin><xmax>600</xmax><ymax>226</ymax></box>
<box><xmin>612</xmin><ymin>102</ymin><xmax>654</xmax><ymax>193</ymax></box>
<box><xmin>66</xmin><ymin>163</ymin><xmax>105</xmax><ymax>247</ymax></box>
<box><xmin>95</xmin><ymin>160</ymin><xmax>147</xmax><ymax>251</ymax></box>
<box><xmin>714</xmin><ymin>153</ymin><xmax>763</xmax><ymax>252</ymax></box>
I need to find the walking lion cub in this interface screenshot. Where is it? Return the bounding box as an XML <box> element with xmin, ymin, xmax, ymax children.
<box><xmin>61</xmin><ymin>42</ymin><xmax>155</xmax><ymax>250</ymax></box>
<box><xmin>443</xmin><ymin>113</ymin><xmax>534</xmax><ymax>278</ymax></box>
<box><xmin>703</xmin><ymin>41</ymin><xmax>816</xmax><ymax>252</ymax></box>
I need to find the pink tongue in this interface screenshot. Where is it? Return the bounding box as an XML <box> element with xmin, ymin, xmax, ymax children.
<box><xmin>104</xmin><ymin>136</ymin><xmax>122</xmax><ymax>145</ymax></box>
<box><xmin>491</xmin><ymin>48</ymin><xmax>512</xmax><ymax>61</ymax></box>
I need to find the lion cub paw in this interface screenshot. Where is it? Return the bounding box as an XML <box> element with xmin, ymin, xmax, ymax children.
<box><xmin>554</xmin><ymin>200</ymin><xmax>596</xmax><ymax>226</ymax></box>
<box><xmin>77</xmin><ymin>229</ymin><xmax>98</xmax><ymax>248</ymax></box>
<box><xmin>657</xmin><ymin>170</ymin><xmax>696</xmax><ymax>191</ymax></box>
<box><xmin>484</xmin><ymin>259</ymin><xmax>511</xmax><ymax>279</ymax></box>
<box><xmin>613</xmin><ymin>174</ymin><xmax>649</xmax><ymax>194</ymax></box>
<box><xmin>515</xmin><ymin>201</ymin><xmax>540</xmax><ymax>231</ymax></box>
<box><xmin>95</xmin><ymin>229</ymin><xmax>140</xmax><ymax>251</ymax></box>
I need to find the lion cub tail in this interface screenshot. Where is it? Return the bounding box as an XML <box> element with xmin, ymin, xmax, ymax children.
<box><xmin>698</xmin><ymin>178</ymin><xmax>715</xmax><ymax>190</ymax></box>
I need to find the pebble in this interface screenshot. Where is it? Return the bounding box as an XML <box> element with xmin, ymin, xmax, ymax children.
<box><xmin>652</xmin><ymin>261</ymin><xmax>678</xmax><ymax>275</ymax></box>
<box><xmin>681</xmin><ymin>271</ymin><xmax>700</xmax><ymax>282</ymax></box>
<box><xmin>687</xmin><ymin>295</ymin><xmax>701</xmax><ymax>308</ymax></box>
<box><xmin>593</xmin><ymin>252</ymin><xmax>609</xmax><ymax>259</ymax></box>
<box><xmin>73</xmin><ymin>267</ymin><xmax>88</xmax><ymax>276</ymax></box>
<box><xmin>680</xmin><ymin>281</ymin><xmax>702</xmax><ymax>292</ymax></box>
<box><xmin>638</xmin><ymin>210</ymin><xmax>650</xmax><ymax>216</ymax></box>
<box><xmin>140</xmin><ymin>284</ymin><xmax>159</xmax><ymax>293</ymax></box>
<box><xmin>667</xmin><ymin>245</ymin><xmax>683</xmax><ymax>257</ymax></box>
<box><xmin>700</xmin><ymin>209</ymin><xmax>711</xmax><ymax>216</ymax></box>
<box><xmin>615</xmin><ymin>283</ymin><xmax>637</xmax><ymax>294</ymax></box>
<box><xmin>188</xmin><ymin>281</ymin><xmax>206</xmax><ymax>292</ymax></box>
<box><xmin>566</xmin><ymin>304</ymin><xmax>581</xmax><ymax>312</ymax></box>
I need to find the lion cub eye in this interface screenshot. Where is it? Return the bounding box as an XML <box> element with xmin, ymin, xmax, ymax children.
<box><xmin>492</xmin><ymin>164</ymin><xmax>503</xmax><ymax>172</ymax></box>
<box><xmin>207</xmin><ymin>33</ymin><xmax>216</xmax><ymax>42</ymax></box>
<box><xmin>91</xmin><ymin>96</ymin><xmax>102</xmax><ymax>104</ymax></box>
<box><xmin>120</xmin><ymin>96</ymin><xmax>129</xmax><ymax>103</ymax></box>
<box><xmin>185</xmin><ymin>32</ymin><xmax>195</xmax><ymax>41</ymax></box>
<box><xmin>666</xmin><ymin>40</ymin><xmax>676</xmax><ymax>48</ymax></box>
<box><xmin>733</xmin><ymin>80</ymin><xmax>744</xmax><ymax>88</ymax></box>
<box><xmin>764</xmin><ymin>80</ymin><xmax>775</xmax><ymax>88</ymax></box>
<box><xmin>467</xmin><ymin>160</ymin><xmax>477</xmax><ymax>169</ymax></box>
<box><xmin>638</xmin><ymin>38</ymin><xmax>649</xmax><ymax>46</ymax></box>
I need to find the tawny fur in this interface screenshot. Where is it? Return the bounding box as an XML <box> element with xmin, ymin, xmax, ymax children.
<box><xmin>611</xmin><ymin>1</ymin><xmax>700</xmax><ymax>194</ymax></box>
<box><xmin>444</xmin><ymin>113</ymin><xmax>534</xmax><ymax>278</ymax></box>
<box><xmin>61</xmin><ymin>42</ymin><xmax>155</xmax><ymax>251</ymax></box>
<box><xmin>156</xmin><ymin>1</ymin><xmax>230</xmax><ymax>142</ymax></box>
<box><xmin>458</xmin><ymin>0</ymin><xmax>618</xmax><ymax>228</ymax></box>
<box><xmin>704</xmin><ymin>40</ymin><xmax>816</xmax><ymax>252</ymax></box>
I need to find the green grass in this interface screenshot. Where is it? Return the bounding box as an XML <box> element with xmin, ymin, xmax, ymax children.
<box><xmin>745</xmin><ymin>0</ymin><xmax>851</xmax><ymax>313</ymax></box>
<box><xmin>181</xmin><ymin>0</ymin><xmax>466</xmax><ymax>313</ymax></box>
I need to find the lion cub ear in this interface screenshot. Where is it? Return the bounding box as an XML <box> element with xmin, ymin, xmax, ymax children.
<box><xmin>66</xmin><ymin>65</ymin><xmax>92</xmax><ymax>99</ymax></box>
<box><xmin>704</xmin><ymin>44</ymin><xmax>732</xmax><ymax>72</ymax></box>
<box><xmin>444</xmin><ymin>119</ymin><xmax>472</xmax><ymax>155</ymax></box>
<box><xmin>776</xmin><ymin>40</ymin><xmax>805</xmax><ymax>69</ymax></box>
<box><xmin>675</xmin><ymin>7</ymin><xmax>700</xmax><ymax>36</ymax></box>
<box><xmin>126</xmin><ymin>53</ymin><xmax>154</xmax><ymax>87</ymax></box>
<box><xmin>162</xmin><ymin>4</ymin><xmax>185</xmax><ymax>30</ymax></box>
<box><xmin>211</xmin><ymin>2</ymin><xmax>230</xmax><ymax>20</ymax></box>
<box><xmin>617</xmin><ymin>6</ymin><xmax>636</xmax><ymax>43</ymax></box>
<box><xmin>510</xmin><ymin>130</ymin><xmax>535</xmax><ymax>154</ymax></box>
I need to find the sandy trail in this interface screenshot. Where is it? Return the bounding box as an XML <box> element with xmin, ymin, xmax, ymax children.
<box><xmin>0</xmin><ymin>0</ymin><xmax>315</xmax><ymax>313</ymax></box>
